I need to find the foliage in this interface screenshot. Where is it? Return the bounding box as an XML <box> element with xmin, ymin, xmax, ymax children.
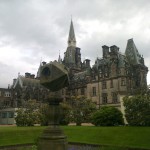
<box><xmin>69</xmin><ymin>96</ymin><xmax>96</xmax><ymax>126</ymax></box>
<box><xmin>15</xmin><ymin>100</ymin><xmax>41</xmax><ymax>126</ymax></box>
<box><xmin>38</xmin><ymin>103</ymin><xmax>49</xmax><ymax>126</ymax></box>
<box><xmin>91</xmin><ymin>106</ymin><xmax>124</xmax><ymax>126</ymax></box>
<box><xmin>123</xmin><ymin>95</ymin><xmax>150</xmax><ymax>126</ymax></box>
<box><xmin>59</xmin><ymin>102</ymin><xmax>71</xmax><ymax>125</ymax></box>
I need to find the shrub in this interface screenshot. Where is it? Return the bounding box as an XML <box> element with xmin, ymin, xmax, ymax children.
<box><xmin>69</xmin><ymin>96</ymin><xmax>96</xmax><ymax>126</ymax></box>
<box><xmin>123</xmin><ymin>95</ymin><xmax>150</xmax><ymax>126</ymax></box>
<box><xmin>91</xmin><ymin>106</ymin><xmax>124</xmax><ymax>126</ymax></box>
<box><xmin>59</xmin><ymin>102</ymin><xmax>71</xmax><ymax>125</ymax></box>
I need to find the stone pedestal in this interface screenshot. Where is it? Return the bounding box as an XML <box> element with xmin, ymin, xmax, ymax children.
<box><xmin>38</xmin><ymin>126</ymin><xmax>67</xmax><ymax>150</ymax></box>
<box><xmin>38</xmin><ymin>62</ymin><xmax>69</xmax><ymax>150</ymax></box>
<box><xmin>37</xmin><ymin>97</ymin><xmax>67</xmax><ymax>150</ymax></box>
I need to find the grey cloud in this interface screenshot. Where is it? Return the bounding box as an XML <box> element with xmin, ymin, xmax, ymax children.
<box><xmin>0</xmin><ymin>0</ymin><xmax>150</xmax><ymax>86</ymax></box>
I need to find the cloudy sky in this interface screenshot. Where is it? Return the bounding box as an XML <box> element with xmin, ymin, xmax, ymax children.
<box><xmin>0</xmin><ymin>0</ymin><xmax>150</xmax><ymax>88</ymax></box>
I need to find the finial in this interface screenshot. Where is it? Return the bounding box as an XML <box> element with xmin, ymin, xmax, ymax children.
<box><xmin>40</xmin><ymin>57</ymin><xmax>42</xmax><ymax>63</ymax></box>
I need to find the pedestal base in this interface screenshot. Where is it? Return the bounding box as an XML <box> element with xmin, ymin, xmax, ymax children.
<box><xmin>38</xmin><ymin>126</ymin><xmax>67</xmax><ymax>150</ymax></box>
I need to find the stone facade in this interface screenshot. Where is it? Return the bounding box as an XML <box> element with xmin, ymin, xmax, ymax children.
<box><xmin>60</xmin><ymin>20</ymin><xmax>148</xmax><ymax>109</ymax></box>
<box><xmin>0</xmin><ymin>88</ymin><xmax>11</xmax><ymax>109</ymax></box>
<box><xmin>10</xmin><ymin>73</ymin><xmax>49</xmax><ymax>108</ymax></box>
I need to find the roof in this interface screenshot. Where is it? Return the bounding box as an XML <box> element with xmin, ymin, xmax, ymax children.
<box><xmin>13</xmin><ymin>75</ymin><xmax>40</xmax><ymax>89</ymax></box>
<box><xmin>68</xmin><ymin>20</ymin><xmax>76</xmax><ymax>47</ymax></box>
<box><xmin>68</xmin><ymin>20</ymin><xmax>76</xmax><ymax>41</ymax></box>
<box><xmin>125</xmin><ymin>39</ymin><xmax>142</xmax><ymax>65</ymax></box>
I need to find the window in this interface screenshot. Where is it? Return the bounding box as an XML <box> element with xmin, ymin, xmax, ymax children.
<box><xmin>4</xmin><ymin>91</ymin><xmax>11</xmax><ymax>97</ymax></box>
<box><xmin>92</xmin><ymin>87</ymin><xmax>96</xmax><ymax>96</ymax></box>
<box><xmin>4</xmin><ymin>101</ymin><xmax>10</xmax><ymax>107</ymax></box>
<box><xmin>62</xmin><ymin>89</ymin><xmax>64</xmax><ymax>95</ymax></box>
<box><xmin>2</xmin><ymin>112</ymin><xmax>7</xmax><ymax>118</ymax></box>
<box><xmin>110</xmin><ymin>80</ymin><xmax>113</xmax><ymax>88</ymax></box>
<box><xmin>81</xmin><ymin>88</ymin><xmax>85</xmax><ymax>95</ymax></box>
<box><xmin>8</xmin><ymin>112</ymin><xmax>14</xmax><ymax>118</ymax></box>
<box><xmin>121</xmin><ymin>78</ymin><xmax>126</xmax><ymax>86</ymax></box>
<box><xmin>102</xmin><ymin>81</ymin><xmax>107</xmax><ymax>89</ymax></box>
<box><xmin>105</xmin><ymin>72</ymin><xmax>108</xmax><ymax>77</ymax></box>
<box><xmin>72</xmin><ymin>90</ymin><xmax>76</xmax><ymax>96</ymax></box>
<box><xmin>102</xmin><ymin>93</ymin><xmax>107</xmax><ymax>104</ymax></box>
<box><xmin>99</xmin><ymin>69</ymin><xmax>103</xmax><ymax>78</ymax></box>
<box><xmin>112</xmin><ymin>92</ymin><xmax>118</xmax><ymax>103</ymax></box>
<box><xmin>92</xmin><ymin>74</ymin><xmax>96</xmax><ymax>80</ymax></box>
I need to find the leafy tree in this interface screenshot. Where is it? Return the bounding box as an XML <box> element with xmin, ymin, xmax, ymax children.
<box><xmin>123</xmin><ymin>95</ymin><xmax>150</xmax><ymax>126</ymax></box>
<box><xmin>59</xmin><ymin>102</ymin><xmax>71</xmax><ymax>125</ymax></box>
<box><xmin>70</xmin><ymin>96</ymin><xmax>96</xmax><ymax>126</ymax></box>
<box><xmin>38</xmin><ymin>103</ymin><xmax>49</xmax><ymax>126</ymax></box>
<box><xmin>15</xmin><ymin>100</ymin><xmax>41</xmax><ymax>126</ymax></box>
<box><xmin>91</xmin><ymin>106</ymin><xmax>124</xmax><ymax>126</ymax></box>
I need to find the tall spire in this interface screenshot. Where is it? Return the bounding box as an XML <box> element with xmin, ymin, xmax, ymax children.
<box><xmin>68</xmin><ymin>19</ymin><xmax>76</xmax><ymax>47</ymax></box>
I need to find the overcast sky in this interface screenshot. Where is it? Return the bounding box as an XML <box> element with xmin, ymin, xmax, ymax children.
<box><xmin>0</xmin><ymin>0</ymin><xmax>150</xmax><ymax>88</ymax></box>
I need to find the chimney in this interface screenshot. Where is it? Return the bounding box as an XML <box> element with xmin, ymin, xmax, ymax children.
<box><xmin>102</xmin><ymin>45</ymin><xmax>109</xmax><ymax>58</ymax></box>
<box><xmin>30</xmin><ymin>74</ymin><xmax>35</xmax><ymax>79</ymax></box>
<box><xmin>110</xmin><ymin>45</ymin><xmax>119</xmax><ymax>53</ymax></box>
<box><xmin>42</xmin><ymin>61</ymin><xmax>46</xmax><ymax>65</ymax></box>
<box><xmin>25</xmin><ymin>72</ymin><xmax>31</xmax><ymax>78</ymax></box>
<box><xmin>85</xmin><ymin>59</ymin><xmax>91</xmax><ymax>68</ymax></box>
<box><xmin>13</xmin><ymin>79</ymin><xmax>17</xmax><ymax>85</ymax></box>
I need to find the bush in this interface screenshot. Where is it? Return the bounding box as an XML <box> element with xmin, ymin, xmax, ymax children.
<box><xmin>15</xmin><ymin>100</ymin><xmax>41</xmax><ymax>126</ymax></box>
<box><xmin>59</xmin><ymin>102</ymin><xmax>71</xmax><ymax>125</ymax></box>
<box><xmin>91</xmin><ymin>106</ymin><xmax>124</xmax><ymax>126</ymax></box>
<box><xmin>69</xmin><ymin>96</ymin><xmax>96</xmax><ymax>126</ymax></box>
<box><xmin>123</xmin><ymin>95</ymin><xmax>150</xmax><ymax>126</ymax></box>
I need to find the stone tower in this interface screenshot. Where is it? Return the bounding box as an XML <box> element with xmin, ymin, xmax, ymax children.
<box><xmin>63</xmin><ymin>20</ymin><xmax>81</xmax><ymax>70</ymax></box>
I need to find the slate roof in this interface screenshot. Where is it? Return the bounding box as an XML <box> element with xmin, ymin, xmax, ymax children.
<box><xmin>125</xmin><ymin>38</ymin><xmax>142</xmax><ymax>65</ymax></box>
<box><xmin>13</xmin><ymin>75</ymin><xmax>40</xmax><ymax>89</ymax></box>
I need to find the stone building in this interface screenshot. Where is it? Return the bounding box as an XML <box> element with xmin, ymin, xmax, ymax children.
<box><xmin>0</xmin><ymin>88</ymin><xmax>14</xmax><ymax>124</ymax></box>
<box><xmin>0</xmin><ymin>20</ymin><xmax>148</xmax><ymax>116</ymax></box>
<box><xmin>11</xmin><ymin>72</ymin><xmax>49</xmax><ymax>108</ymax></box>
<box><xmin>0</xmin><ymin>88</ymin><xmax>11</xmax><ymax>109</ymax></box>
<box><xmin>59</xmin><ymin>20</ymin><xmax>148</xmax><ymax>109</ymax></box>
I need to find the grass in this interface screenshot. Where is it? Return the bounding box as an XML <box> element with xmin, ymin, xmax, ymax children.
<box><xmin>0</xmin><ymin>126</ymin><xmax>150</xmax><ymax>149</ymax></box>
<box><xmin>63</xmin><ymin>126</ymin><xmax>150</xmax><ymax>149</ymax></box>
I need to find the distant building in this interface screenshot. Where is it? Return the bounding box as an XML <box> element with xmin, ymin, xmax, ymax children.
<box><xmin>0</xmin><ymin>88</ymin><xmax>11</xmax><ymax>109</ymax></box>
<box><xmin>11</xmin><ymin>72</ymin><xmax>49</xmax><ymax>107</ymax></box>
<box><xmin>0</xmin><ymin>88</ymin><xmax>14</xmax><ymax>125</ymax></box>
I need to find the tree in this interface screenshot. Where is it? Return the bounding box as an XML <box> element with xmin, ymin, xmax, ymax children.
<box><xmin>38</xmin><ymin>103</ymin><xmax>49</xmax><ymax>126</ymax></box>
<box><xmin>59</xmin><ymin>102</ymin><xmax>71</xmax><ymax>125</ymax></box>
<box><xmin>91</xmin><ymin>106</ymin><xmax>124</xmax><ymax>126</ymax></box>
<box><xmin>69</xmin><ymin>96</ymin><xmax>96</xmax><ymax>126</ymax></box>
<box><xmin>15</xmin><ymin>100</ymin><xmax>41</xmax><ymax>126</ymax></box>
<box><xmin>123</xmin><ymin>95</ymin><xmax>150</xmax><ymax>126</ymax></box>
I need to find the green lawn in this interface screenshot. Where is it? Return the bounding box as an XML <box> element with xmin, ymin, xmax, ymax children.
<box><xmin>0</xmin><ymin>126</ymin><xmax>150</xmax><ymax>149</ymax></box>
